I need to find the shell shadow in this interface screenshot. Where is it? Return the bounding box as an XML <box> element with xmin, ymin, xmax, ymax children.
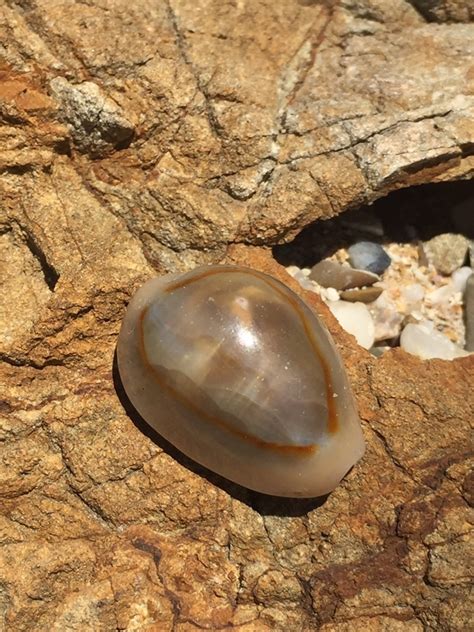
<box><xmin>112</xmin><ymin>349</ymin><xmax>328</xmax><ymax>517</ymax></box>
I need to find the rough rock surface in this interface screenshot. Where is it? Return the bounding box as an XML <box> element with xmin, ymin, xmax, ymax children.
<box><xmin>0</xmin><ymin>1</ymin><xmax>473</xmax><ymax>630</ymax></box>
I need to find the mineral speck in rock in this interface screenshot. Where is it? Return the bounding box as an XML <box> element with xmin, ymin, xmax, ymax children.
<box><xmin>309</xmin><ymin>260</ymin><xmax>380</xmax><ymax>290</ymax></box>
<box><xmin>348</xmin><ymin>242</ymin><xmax>391</xmax><ymax>275</ymax></box>
<box><xmin>464</xmin><ymin>274</ymin><xmax>474</xmax><ymax>352</ymax></box>
<box><xmin>327</xmin><ymin>300</ymin><xmax>375</xmax><ymax>350</ymax></box>
<box><xmin>325</xmin><ymin>287</ymin><xmax>340</xmax><ymax>302</ymax></box>
<box><xmin>369</xmin><ymin>345</ymin><xmax>391</xmax><ymax>358</ymax></box>
<box><xmin>400</xmin><ymin>321</ymin><xmax>470</xmax><ymax>360</ymax></box>
<box><xmin>423</xmin><ymin>233</ymin><xmax>470</xmax><ymax>275</ymax></box>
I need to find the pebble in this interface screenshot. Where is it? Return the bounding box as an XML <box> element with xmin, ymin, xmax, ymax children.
<box><xmin>401</xmin><ymin>283</ymin><xmax>425</xmax><ymax>309</ymax></box>
<box><xmin>340</xmin><ymin>286</ymin><xmax>383</xmax><ymax>303</ymax></box>
<box><xmin>369</xmin><ymin>293</ymin><xmax>404</xmax><ymax>341</ymax></box>
<box><xmin>369</xmin><ymin>345</ymin><xmax>391</xmax><ymax>358</ymax></box>
<box><xmin>417</xmin><ymin>241</ymin><xmax>429</xmax><ymax>267</ymax></box>
<box><xmin>427</xmin><ymin>284</ymin><xmax>457</xmax><ymax>305</ymax></box>
<box><xmin>348</xmin><ymin>241</ymin><xmax>391</xmax><ymax>275</ymax></box>
<box><xmin>327</xmin><ymin>300</ymin><xmax>375</xmax><ymax>349</ymax></box>
<box><xmin>309</xmin><ymin>260</ymin><xmax>380</xmax><ymax>290</ymax></box>
<box><xmin>423</xmin><ymin>233</ymin><xmax>470</xmax><ymax>275</ymax></box>
<box><xmin>400</xmin><ymin>321</ymin><xmax>470</xmax><ymax>360</ymax></box>
<box><xmin>445</xmin><ymin>267</ymin><xmax>472</xmax><ymax>294</ymax></box>
<box><xmin>464</xmin><ymin>273</ymin><xmax>474</xmax><ymax>352</ymax></box>
<box><xmin>325</xmin><ymin>287</ymin><xmax>340</xmax><ymax>302</ymax></box>
<box><xmin>288</xmin><ymin>237</ymin><xmax>469</xmax><ymax>350</ymax></box>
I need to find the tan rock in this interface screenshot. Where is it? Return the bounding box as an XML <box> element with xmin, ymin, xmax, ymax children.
<box><xmin>0</xmin><ymin>1</ymin><xmax>473</xmax><ymax>630</ymax></box>
<box><xmin>423</xmin><ymin>233</ymin><xmax>470</xmax><ymax>275</ymax></box>
<box><xmin>340</xmin><ymin>286</ymin><xmax>384</xmax><ymax>303</ymax></box>
<box><xmin>310</xmin><ymin>260</ymin><xmax>380</xmax><ymax>291</ymax></box>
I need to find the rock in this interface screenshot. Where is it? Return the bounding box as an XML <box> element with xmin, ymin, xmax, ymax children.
<box><xmin>427</xmin><ymin>283</ymin><xmax>457</xmax><ymax>305</ymax></box>
<box><xmin>49</xmin><ymin>77</ymin><xmax>135</xmax><ymax>156</ymax></box>
<box><xmin>340</xmin><ymin>286</ymin><xmax>383</xmax><ymax>303</ymax></box>
<box><xmin>309</xmin><ymin>260</ymin><xmax>380</xmax><ymax>290</ymax></box>
<box><xmin>324</xmin><ymin>287</ymin><xmax>340</xmax><ymax>302</ymax></box>
<box><xmin>423</xmin><ymin>233</ymin><xmax>470</xmax><ymax>275</ymax></box>
<box><xmin>369</xmin><ymin>293</ymin><xmax>405</xmax><ymax>341</ymax></box>
<box><xmin>348</xmin><ymin>242</ymin><xmax>392</xmax><ymax>275</ymax></box>
<box><xmin>452</xmin><ymin>267</ymin><xmax>473</xmax><ymax>293</ymax></box>
<box><xmin>410</xmin><ymin>0</ymin><xmax>474</xmax><ymax>23</ymax></box>
<box><xmin>327</xmin><ymin>300</ymin><xmax>375</xmax><ymax>349</ymax></box>
<box><xmin>400</xmin><ymin>321</ymin><xmax>470</xmax><ymax>360</ymax></box>
<box><xmin>464</xmin><ymin>274</ymin><xmax>474</xmax><ymax>352</ymax></box>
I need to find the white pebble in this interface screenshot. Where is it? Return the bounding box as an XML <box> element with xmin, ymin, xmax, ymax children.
<box><xmin>427</xmin><ymin>284</ymin><xmax>456</xmax><ymax>304</ymax></box>
<box><xmin>325</xmin><ymin>287</ymin><xmax>340</xmax><ymax>302</ymax></box>
<box><xmin>286</xmin><ymin>266</ymin><xmax>300</xmax><ymax>277</ymax></box>
<box><xmin>452</xmin><ymin>266</ymin><xmax>473</xmax><ymax>293</ymax></box>
<box><xmin>299</xmin><ymin>277</ymin><xmax>317</xmax><ymax>291</ymax></box>
<box><xmin>400</xmin><ymin>321</ymin><xmax>470</xmax><ymax>360</ymax></box>
<box><xmin>401</xmin><ymin>283</ymin><xmax>424</xmax><ymax>308</ymax></box>
<box><xmin>328</xmin><ymin>300</ymin><xmax>375</xmax><ymax>349</ymax></box>
<box><xmin>369</xmin><ymin>293</ymin><xmax>404</xmax><ymax>341</ymax></box>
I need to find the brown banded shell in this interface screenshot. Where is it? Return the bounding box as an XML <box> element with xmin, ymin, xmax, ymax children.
<box><xmin>117</xmin><ymin>265</ymin><xmax>365</xmax><ymax>497</ymax></box>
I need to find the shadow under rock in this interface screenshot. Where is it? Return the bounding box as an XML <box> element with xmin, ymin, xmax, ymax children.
<box><xmin>273</xmin><ymin>179</ymin><xmax>474</xmax><ymax>268</ymax></box>
<box><xmin>112</xmin><ymin>350</ymin><xmax>328</xmax><ymax>517</ymax></box>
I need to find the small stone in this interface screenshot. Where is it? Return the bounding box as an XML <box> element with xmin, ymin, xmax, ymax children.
<box><xmin>309</xmin><ymin>260</ymin><xmax>380</xmax><ymax>290</ymax></box>
<box><xmin>340</xmin><ymin>286</ymin><xmax>383</xmax><ymax>303</ymax></box>
<box><xmin>400</xmin><ymin>321</ymin><xmax>470</xmax><ymax>360</ymax></box>
<box><xmin>427</xmin><ymin>284</ymin><xmax>456</xmax><ymax>305</ymax></box>
<box><xmin>347</xmin><ymin>242</ymin><xmax>391</xmax><ymax>275</ymax></box>
<box><xmin>369</xmin><ymin>293</ymin><xmax>404</xmax><ymax>341</ymax></box>
<box><xmin>423</xmin><ymin>233</ymin><xmax>470</xmax><ymax>275</ymax></box>
<box><xmin>285</xmin><ymin>266</ymin><xmax>300</xmax><ymax>278</ymax></box>
<box><xmin>417</xmin><ymin>241</ymin><xmax>429</xmax><ymax>267</ymax></box>
<box><xmin>296</xmin><ymin>274</ymin><xmax>317</xmax><ymax>292</ymax></box>
<box><xmin>369</xmin><ymin>345</ymin><xmax>390</xmax><ymax>358</ymax></box>
<box><xmin>325</xmin><ymin>287</ymin><xmax>340</xmax><ymax>301</ymax></box>
<box><xmin>328</xmin><ymin>300</ymin><xmax>375</xmax><ymax>349</ymax></box>
<box><xmin>452</xmin><ymin>267</ymin><xmax>472</xmax><ymax>293</ymax></box>
<box><xmin>401</xmin><ymin>284</ymin><xmax>425</xmax><ymax>309</ymax></box>
<box><xmin>464</xmin><ymin>274</ymin><xmax>474</xmax><ymax>352</ymax></box>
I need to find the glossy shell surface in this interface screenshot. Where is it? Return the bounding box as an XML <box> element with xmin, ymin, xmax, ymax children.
<box><xmin>117</xmin><ymin>265</ymin><xmax>365</xmax><ymax>497</ymax></box>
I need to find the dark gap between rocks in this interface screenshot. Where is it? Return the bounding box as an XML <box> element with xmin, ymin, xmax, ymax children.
<box><xmin>273</xmin><ymin>180</ymin><xmax>474</xmax><ymax>359</ymax></box>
